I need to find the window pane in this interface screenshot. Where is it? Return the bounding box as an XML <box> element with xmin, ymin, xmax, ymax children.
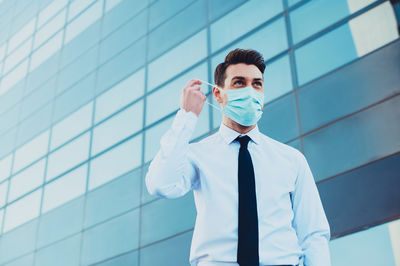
<box><xmin>89</xmin><ymin>134</ymin><xmax>142</xmax><ymax>190</ymax></box>
<box><xmin>42</xmin><ymin>163</ymin><xmax>87</xmax><ymax>213</ymax></box>
<box><xmin>37</xmin><ymin>196</ymin><xmax>84</xmax><ymax>249</ymax></box>
<box><xmin>4</xmin><ymin>37</ymin><xmax>32</xmax><ymax>73</ymax></box>
<box><xmin>81</xmin><ymin>208</ymin><xmax>139</xmax><ymax>265</ymax></box>
<box><xmin>34</xmin><ymin>9</ymin><xmax>66</xmax><ymax>49</ymax></box>
<box><xmin>84</xmin><ymin>168</ymin><xmax>141</xmax><ymax>228</ymax></box>
<box><xmin>92</xmin><ymin>100</ymin><xmax>143</xmax><ymax>155</ymax></box>
<box><xmin>8</xmin><ymin>158</ymin><xmax>45</xmax><ymax>202</ymax></box>
<box><xmin>46</xmin><ymin>131</ymin><xmax>90</xmax><ymax>181</ymax></box>
<box><xmin>0</xmin><ymin>154</ymin><xmax>12</xmax><ymax>182</ymax></box>
<box><xmin>30</xmin><ymin>31</ymin><xmax>63</xmax><ymax>72</ymax></box>
<box><xmin>263</xmin><ymin>55</ymin><xmax>293</xmax><ymax>104</ymax></box>
<box><xmin>68</xmin><ymin>0</ymin><xmax>96</xmax><ymax>21</ymax></box>
<box><xmin>3</xmin><ymin>188</ymin><xmax>42</xmax><ymax>232</ymax></box>
<box><xmin>0</xmin><ymin>180</ymin><xmax>8</xmax><ymax>208</ymax></box>
<box><xmin>65</xmin><ymin>0</ymin><xmax>103</xmax><ymax>44</ymax></box>
<box><xmin>34</xmin><ymin>234</ymin><xmax>81</xmax><ymax>266</ymax></box>
<box><xmin>148</xmin><ymin>29</ymin><xmax>207</xmax><ymax>91</ymax></box>
<box><xmin>8</xmin><ymin>18</ymin><xmax>35</xmax><ymax>52</ymax></box>
<box><xmin>140</xmin><ymin>193</ymin><xmax>195</xmax><ymax>246</ymax></box>
<box><xmin>222</xmin><ymin>17</ymin><xmax>288</xmax><ymax>62</ymax></box>
<box><xmin>51</xmin><ymin>101</ymin><xmax>93</xmax><ymax>150</ymax></box>
<box><xmin>295</xmin><ymin>23</ymin><xmax>358</xmax><ymax>85</ymax></box>
<box><xmin>146</xmin><ymin>62</ymin><xmax>207</xmax><ymax>125</ymax></box>
<box><xmin>0</xmin><ymin>59</ymin><xmax>28</xmax><ymax>96</ymax></box>
<box><xmin>95</xmin><ymin>68</ymin><xmax>145</xmax><ymax>123</ymax></box>
<box><xmin>329</xmin><ymin>221</ymin><xmax>397</xmax><ymax>265</ymax></box>
<box><xmin>348</xmin><ymin>1</ymin><xmax>399</xmax><ymax>57</ymax></box>
<box><xmin>210</xmin><ymin>0</ymin><xmax>283</xmax><ymax>52</ymax></box>
<box><xmin>38</xmin><ymin>0</ymin><xmax>68</xmax><ymax>28</ymax></box>
<box><xmin>13</xmin><ymin>130</ymin><xmax>49</xmax><ymax>173</ymax></box>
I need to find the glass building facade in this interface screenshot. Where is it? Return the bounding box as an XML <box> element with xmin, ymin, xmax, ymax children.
<box><xmin>0</xmin><ymin>0</ymin><xmax>399</xmax><ymax>265</ymax></box>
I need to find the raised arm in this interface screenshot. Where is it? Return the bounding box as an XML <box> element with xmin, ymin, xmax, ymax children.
<box><xmin>291</xmin><ymin>150</ymin><xmax>331</xmax><ymax>266</ymax></box>
<box><xmin>145</xmin><ymin>79</ymin><xmax>207</xmax><ymax>199</ymax></box>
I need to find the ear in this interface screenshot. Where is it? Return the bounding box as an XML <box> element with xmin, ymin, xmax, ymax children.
<box><xmin>212</xmin><ymin>87</ymin><xmax>224</xmax><ymax>104</ymax></box>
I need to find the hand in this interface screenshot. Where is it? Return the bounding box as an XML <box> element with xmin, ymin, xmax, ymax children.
<box><xmin>180</xmin><ymin>79</ymin><xmax>207</xmax><ymax>117</ymax></box>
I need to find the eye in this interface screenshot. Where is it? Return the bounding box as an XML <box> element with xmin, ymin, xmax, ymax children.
<box><xmin>253</xmin><ymin>81</ymin><xmax>262</xmax><ymax>87</ymax></box>
<box><xmin>233</xmin><ymin>80</ymin><xmax>245</xmax><ymax>86</ymax></box>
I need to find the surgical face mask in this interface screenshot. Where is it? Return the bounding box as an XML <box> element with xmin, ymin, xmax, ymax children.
<box><xmin>198</xmin><ymin>79</ymin><xmax>264</xmax><ymax>126</ymax></box>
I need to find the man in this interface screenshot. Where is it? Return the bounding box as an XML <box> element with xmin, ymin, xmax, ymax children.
<box><xmin>145</xmin><ymin>49</ymin><xmax>331</xmax><ymax>266</ymax></box>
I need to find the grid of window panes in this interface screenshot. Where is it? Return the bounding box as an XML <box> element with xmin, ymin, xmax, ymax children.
<box><xmin>0</xmin><ymin>0</ymin><xmax>399</xmax><ymax>265</ymax></box>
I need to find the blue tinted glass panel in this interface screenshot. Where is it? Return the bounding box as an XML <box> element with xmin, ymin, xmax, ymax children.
<box><xmin>148</xmin><ymin>0</ymin><xmax>207</xmax><ymax>61</ymax></box>
<box><xmin>329</xmin><ymin>222</ymin><xmax>396</xmax><ymax>265</ymax></box>
<box><xmin>53</xmin><ymin>72</ymin><xmax>96</xmax><ymax>124</ymax></box>
<box><xmin>81</xmin><ymin>208</ymin><xmax>140</xmax><ymax>265</ymax></box>
<box><xmin>89</xmin><ymin>134</ymin><xmax>142</xmax><ymax>190</ymax></box>
<box><xmin>148</xmin><ymin>29</ymin><xmax>207</xmax><ymax>91</ymax></box>
<box><xmin>102</xmin><ymin>0</ymin><xmax>147</xmax><ymax>38</ymax></box>
<box><xmin>95</xmin><ymin>250</ymin><xmax>138</xmax><ymax>266</ymax></box>
<box><xmin>34</xmin><ymin>234</ymin><xmax>81</xmax><ymax>266</ymax></box>
<box><xmin>95</xmin><ymin>68</ymin><xmax>145</xmax><ymax>123</ymax></box>
<box><xmin>3</xmin><ymin>252</ymin><xmax>34</xmax><ymax>266</ymax></box>
<box><xmin>140</xmin><ymin>230</ymin><xmax>193</xmax><ymax>266</ymax></box>
<box><xmin>258</xmin><ymin>92</ymin><xmax>299</xmax><ymax>143</ymax></box>
<box><xmin>264</xmin><ymin>55</ymin><xmax>292</xmax><ymax>103</ymax></box>
<box><xmin>37</xmin><ymin>196</ymin><xmax>84</xmax><ymax>249</ymax></box>
<box><xmin>42</xmin><ymin>164</ymin><xmax>87</xmax><ymax>213</ymax></box>
<box><xmin>99</xmin><ymin>10</ymin><xmax>147</xmax><ymax>65</ymax></box>
<box><xmin>46</xmin><ymin>131</ymin><xmax>90</xmax><ymax>181</ymax></box>
<box><xmin>97</xmin><ymin>37</ymin><xmax>146</xmax><ymax>95</ymax></box>
<box><xmin>295</xmin><ymin>23</ymin><xmax>358</xmax><ymax>85</ymax></box>
<box><xmin>8</xmin><ymin>158</ymin><xmax>45</xmax><ymax>202</ymax></box>
<box><xmin>0</xmin><ymin>154</ymin><xmax>12</xmax><ymax>182</ymax></box>
<box><xmin>149</xmin><ymin>0</ymin><xmax>195</xmax><ymax>30</ymax></box>
<box><xmin>303</xmin><ymin>95</ymin><xmax>400</xmax><ymax>181</ymax></box>
<box><xmin>13</xmin><ymin>130</ymin><xmax>49</xmax><ymax>173</ymax></box>
<box><xmin>50</xmin><ymin>101</ymin><xmax>93</xmax><ymax>150</ymax></box>
<box><xmin>0</xmin><ymin>180</ymin><xmax>8</xmax><ymax>207</ymax></box>
<box><xmin>91</xmin><ymin>100</ymin><xmax>143</xmax><ymax>155</ymax></box>
<box><xmin>290</xmin><ymin>0</ymin><xmax>350</xmax><ymax>44</ymax></box>
<box><xmin>210</xmin><ymin>0</ymin><xmax>283</xmax><ymax>52</ymax></box>
<box><xmin>84</xmin><ymin>168</ymin><xmax>141</xmax><ymax>228</ymax></box>
<box><xmin>140</xmin><ymin>193</ymin><xmax>196</xmax><ymax>246</ymax></box>
<box><xmin>3</xmin><ymin>188</ymin><xmax>41</xmax><ymax>233</ymax></box>
<box><xmin>0</xmin><ymin>219</ymin><xmax>38</xmax><ymax>264</ymax></box>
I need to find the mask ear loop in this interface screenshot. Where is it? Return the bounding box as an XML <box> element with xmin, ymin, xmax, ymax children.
<box><xmin>197</xmin><ymin>79</ymin><xmax>224</xmax><ymax>111</ymax></box>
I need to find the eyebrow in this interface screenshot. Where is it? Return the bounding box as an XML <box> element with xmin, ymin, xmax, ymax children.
<box><xmin>231</xmin><ymin>76</ymin><xmax>263</xmax><ymax>82</ymax></box>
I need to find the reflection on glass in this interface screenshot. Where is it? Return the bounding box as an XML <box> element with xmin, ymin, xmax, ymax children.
<box><xmin>148</xmin><ymin>29</ymin><xmax>207</xmax><ymax>91</ymax></box>
<box><xmin>46</xmin><ymin>131</ymin><xmax>90</xmax><ymax>182</ymax></box>
<box><xmin>92</xmin><ymin>100</ymin><xmax>143</xmax><ymax>155</ymax></box>
<box><xmin>295</xmin><ymin>23</ymin><xmax>357</xmax><ymax>85</ymax></box>
<box><xmin>42</xmin><ymin>163</ymin><xmax>87</xmax><ymax>214</ymax></box>
<box><xmin>210</xmin><ymin>0</ymin><xmax>283</xmax><ymax>52</ymax></box>
<box><xmin>95</xmin><ymin>68</ymin><xmax>145</xmax><ymax>123</ymax></box>
<box><xmin>3</xmin><ymin>188</ymin><xmax>42</xmax><ymax>232</ymax></box>
<box><xmin>0</xmin><ymin>154</ymin><xmax>12</xmax><ymax>182</ymax></box>
<box><xmin>89</xmin><ymin>133</ymin><xmax>142</xmax><ymax>190</ymax></box>
<box><xmin>51</xmin><ymin>101</ymin><xmax>93</xmax><ymax>151</ymax></box>
<box><xmin>8</xmin><ymin>158</ymin><xmax>45</xmax><ymax>202</ymax></box>
<box><xmin>13</xmin><ymin>130</ymin><xmax>50</xmax><ymax>174</ymax></box>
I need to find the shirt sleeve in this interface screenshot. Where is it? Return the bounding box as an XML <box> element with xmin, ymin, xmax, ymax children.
<box><xmin>291</xmin><ymin>150</ymin><xmax>331</xmax><ymax>266</ymax></box>
<box><xmin>145</xmin><ymin>108</ymin><xmax>199</xmax><ymax>199</ymax></box>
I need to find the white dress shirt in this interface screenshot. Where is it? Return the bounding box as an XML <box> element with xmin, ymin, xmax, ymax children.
<box><xmin>145</xmin><ymin>108</ymin><xmax>331</xmax><ymax>266</ymax></box>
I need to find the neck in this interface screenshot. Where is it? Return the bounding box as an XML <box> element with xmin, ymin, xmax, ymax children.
<box><xmin>222</xmin><ymin>115</ymin><xmax>256</xmax><ymax>134</ymax></box>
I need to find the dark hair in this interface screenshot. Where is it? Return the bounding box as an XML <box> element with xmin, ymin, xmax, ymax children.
<box><xmin>214</xmin><ymin>48</ymin><xmax>266</xmax><ymax>87</ymax></box>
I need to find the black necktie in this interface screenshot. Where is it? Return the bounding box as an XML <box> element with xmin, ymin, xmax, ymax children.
<box><xmin>235</xmin><ymin>135</ymin><xmax>259</xmax><ymax>266</ymax></box>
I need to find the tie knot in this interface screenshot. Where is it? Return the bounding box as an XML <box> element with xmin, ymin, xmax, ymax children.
<box><xmin>235</xmin><ymin>135</ymin><xmax>251</xmax><ymax>148</ymax></box>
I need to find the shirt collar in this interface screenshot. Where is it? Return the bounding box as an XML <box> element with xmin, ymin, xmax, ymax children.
<box><xmin>218</xmin><ymin>121</ymin><xmax>261</xmax><ymax>145</ymax></box>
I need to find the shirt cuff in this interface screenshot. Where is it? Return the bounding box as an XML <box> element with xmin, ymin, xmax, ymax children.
<box><xmin>172</xmin><ymin>108</ymin><xmax>199</xmax><ymax>135</ymax></box>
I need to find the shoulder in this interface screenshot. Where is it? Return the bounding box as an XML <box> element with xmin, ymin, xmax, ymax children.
<box><xmin>258</xmin><ymin>132</ymin><xmax>305</xmax><ymax>167</ymax></box>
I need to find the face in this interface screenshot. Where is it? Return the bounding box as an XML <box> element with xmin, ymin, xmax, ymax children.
<box><xmin>213</xmin><ymin>63</ymin><xmax>264</xmax><ymax>108</ymax></box>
